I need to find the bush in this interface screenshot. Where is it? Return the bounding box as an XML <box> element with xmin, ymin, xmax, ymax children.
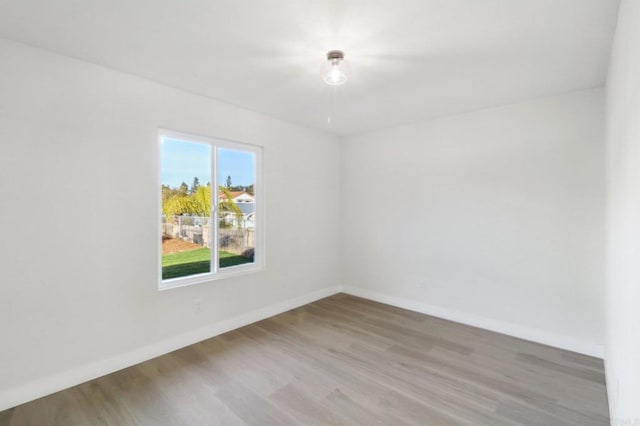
<box><xmin>241</xmin><ymin>248</ymin><xmax>255</xmax><ymax>260</ymax></box>
<box><xmin>220</xmin><ymin>235</ymin><xmax>232</xmax><ymax>248</ymax></box>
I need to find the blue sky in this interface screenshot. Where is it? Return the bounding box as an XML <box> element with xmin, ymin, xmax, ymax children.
<box><xmin>218</xmin><ymin>148</ymin><xmax>255</xmax><ymax>187</ymax></box>
<box><xmin>161</xmin><ymin>137</ymin><xmax>254</xmax><ymax>188</ymax></box>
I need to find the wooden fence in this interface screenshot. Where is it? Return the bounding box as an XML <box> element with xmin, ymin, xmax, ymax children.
<box><xmin>162</xmin><ymin>215</ymin><xmax>254</xmax><ymax>255</ymax></box>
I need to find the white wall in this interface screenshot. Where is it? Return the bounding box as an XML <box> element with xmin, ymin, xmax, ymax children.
<box><xmin>0</xmin><ymin>33</ymin><xmax>615</xmax><ymax>412</ymax></box>
<box><xmin>605</xmin><ymin>0</ymin><xmax>640</xmax><ymax>421</ymax></box>
<box><xmin>342</xmin><ymin>89</ymin><xmax>605</xmax><ymax>356</ymax></box>
<box><xmin>0</xmin><ymin>39</ymin><xmax>341</xmax><ymax>409</ymax></box>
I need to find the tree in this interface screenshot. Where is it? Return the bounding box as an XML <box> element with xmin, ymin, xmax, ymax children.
<box><xmin>226</xmin><ymin>175</ymin><xmax>232</xmax><ymax>189</ymax></box>
<box><xmin>162</xmin><ymin>194</ymin><xmax>192</xmax><ymax>218</ymax></box>
<box><xmin>163</xmin><ymin>186</ymin><xmax>211</xmax><ymax>218</ymax></box>
<box><xmin>190</xmin><ymin>177</ymin><xmax>200</xmax><ymax>194</ymax></box>
<box><xmin>162</xmin><ymin>181</ymin><xmax>244</xmax><ymax>232</ymax></box>
<box><xmin>161</xmin><ymin>184</ymin><xmax>173</xmax><ymax>205</ymax></box>
<box><xmin>219</xmin><ymin>186</ymin><xmax>244</xmax><ymax>229</ymax></box>
<box><xmin>190</xmin><ymin>185</ymin><xmax>211</xmax><ymax>217</ymax></box>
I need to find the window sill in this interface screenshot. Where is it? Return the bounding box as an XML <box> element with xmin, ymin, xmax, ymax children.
<box><xmin>158</xmin><ymin>263</ymin><xmax>263</xmax><ymax>291</ymax></box>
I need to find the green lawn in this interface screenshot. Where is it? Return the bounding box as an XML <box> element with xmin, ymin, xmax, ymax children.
<box><xmin>162</xmin><ymin>248</ymin><xmax>252</xmax><ymax>280</ymax></box>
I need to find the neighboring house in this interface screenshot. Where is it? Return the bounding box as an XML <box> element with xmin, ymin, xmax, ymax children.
<box><xmin>218</xmin><ymin>191</ymin><xmax>255</xmax><ymax>228</ymax></box>
<box><xmin>219</xmin><ymin>191</ymin><xmax>254</xmax><ymax>204</ymax></box>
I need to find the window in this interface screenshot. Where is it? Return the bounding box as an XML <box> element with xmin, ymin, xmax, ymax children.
<box><xmin>159</xmin><ymin>129</ymin><xmax>262</xmax><ymax>290</ymax></box>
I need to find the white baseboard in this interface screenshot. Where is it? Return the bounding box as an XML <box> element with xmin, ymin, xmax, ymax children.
<box><xmin>0</xmin><ymin>285</ymin><xmax>342</xmax><ymax>412</ymax></box>
<box><xmin>343</xmin><ymin>285</ymin><xmax>605</xmax><ymax>359</ymax></box>
<box><xmin>1</xmin><ymin>283</ymin><xmax>604</xmax><ymax>411</ymax></box>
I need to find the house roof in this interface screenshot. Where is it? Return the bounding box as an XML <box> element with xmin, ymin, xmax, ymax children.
<box><xmin>218</xmin><ymin>191</ymin><xmax>254</xmax><ymax>201</ymax></box>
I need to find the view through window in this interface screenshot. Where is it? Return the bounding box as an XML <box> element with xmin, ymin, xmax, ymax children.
<box><xmin>160</xmin><ymin>131</ymin><xmax>260</xmax><ymax>288</ymax></box>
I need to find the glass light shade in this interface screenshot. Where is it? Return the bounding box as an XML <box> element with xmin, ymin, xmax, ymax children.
<box><xmin>322</xmin><ymin>59</ymin><xmax>348</xmax><ymax>86</ymax></box>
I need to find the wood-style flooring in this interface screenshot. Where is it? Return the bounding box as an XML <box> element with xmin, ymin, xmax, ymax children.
<box><xmin>0</xmin><ymin>293</ymin><xmax>609</xmax><ymax>425</ymax></box>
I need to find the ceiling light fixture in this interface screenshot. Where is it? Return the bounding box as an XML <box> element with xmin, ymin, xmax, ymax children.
<box><xmin>323</xmin><ymin>50</ymin><xmax>347</xmax><ymax>86</ymax></box>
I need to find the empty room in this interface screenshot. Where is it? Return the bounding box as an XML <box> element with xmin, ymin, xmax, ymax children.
<box><xmin>0</xmin><ymin>0</ymin><xmax>639</xmax><ymax>425</ymax></box>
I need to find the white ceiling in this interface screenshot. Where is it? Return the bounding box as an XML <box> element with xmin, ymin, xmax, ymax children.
<box><xmin>0</xmin><ymin>0</ymin><xmax>620</xmax><ymax>136</ymax></box>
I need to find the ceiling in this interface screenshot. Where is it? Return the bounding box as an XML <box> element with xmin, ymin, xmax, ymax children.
<box><xmin>0</xmin><ymin>0</ymin><xmax>620</xmax><ymax>136</ymax></box>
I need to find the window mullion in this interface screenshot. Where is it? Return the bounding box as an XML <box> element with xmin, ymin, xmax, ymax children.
<box><xmin>212</xmin><ymin>144</ymin><xmax>219</xmax><ymax>274</ymax></box>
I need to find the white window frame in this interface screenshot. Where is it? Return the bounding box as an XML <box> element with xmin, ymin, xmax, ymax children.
<box><xmin>158</xmin><ymin>129</ymin><xmax>264</xmax><ymax>291</ymax></box>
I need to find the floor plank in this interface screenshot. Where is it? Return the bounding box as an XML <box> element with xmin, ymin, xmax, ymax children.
<box><xmin>0</xmin><ymin>294</ymin><xmax>609</xmax><ymax>425</ymax></box>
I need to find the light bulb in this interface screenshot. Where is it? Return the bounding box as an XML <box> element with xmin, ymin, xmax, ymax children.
<box><xmin>330</xmin><ymin>64</ymin><xmax>345</xmax><ymax>84</ymax></box>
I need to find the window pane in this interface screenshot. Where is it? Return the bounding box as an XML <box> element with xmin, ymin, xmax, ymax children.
<box><xmin>218</xmin><ymin>148</ymin><xmax>256</xmax><ymax>268</ymax></box>
<box><xmin>161</xmin><ymin>137</ymin><xmax>212</xmax><ymax>280</ymax></box>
